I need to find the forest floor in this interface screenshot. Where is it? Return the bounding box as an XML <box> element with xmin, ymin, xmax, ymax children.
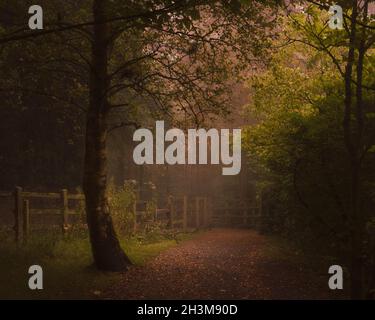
<box><xmin>106</xmin><ymin>228</ymin><xmax>348</xmax><ymax>299</ymax></box>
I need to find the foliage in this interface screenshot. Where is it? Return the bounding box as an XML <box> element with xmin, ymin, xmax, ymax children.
<box><xmin>243</xmin><ymin>24</ymin><xmax>375</xmax><ymax>258</ymax></box>
<box><xmin>107</xmin><ymin>180</ymin><xmax>136</xmax><ymax>237</ymax></box>
<box><xmin>107</xmin><ymin>180</ymin><xmax>168</xmax><ymax>240</ymax></box>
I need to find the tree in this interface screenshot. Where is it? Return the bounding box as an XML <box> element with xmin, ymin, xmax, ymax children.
<box><xmin>246</xmin><ymin>1</ymin><xmax>375</xmax><ymax>298</ymax></box>
<box><xmin>83</xmin><ymin>0</ymin><xmax>280</xmax><ymax>271</ymax></box>
<box><xmin>244</xmin><ymin>39</ymin><xmax>353</xmax><ymax>244</ymax></box>
<box><xmin>0</xmin><ymin>1</ymin><xmax>88</xmax><ymax>190</ymax></box>
<box><xmin>0</xmin><ymin>0</ymin><xmax>280</xmax><ymax>271</ymax></box>
<box><xmin>289</xmin><ymin>0</ymin><xmax>374</xmax><ymax>299</ymax></box>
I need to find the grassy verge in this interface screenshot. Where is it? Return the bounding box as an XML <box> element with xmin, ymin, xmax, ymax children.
<box><xmin>261</xmin><ymin>233</ymin><xmax>349</xmax><ymax>298</ymax></box>
<box><xmin>262</xmin><ymin>234</ymin><xmax>342</xmax><ymax>271</ymax></box>
<box><xmin>0</xmin><ymin>230</ymin><xmax>195</xmax><ymax>299</ymax></box>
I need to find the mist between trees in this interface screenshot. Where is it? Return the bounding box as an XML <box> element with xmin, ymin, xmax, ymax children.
<box><xmin>132</xmin><ymin>121</ymin><xmax>242</xmax><ymax>175</ymax></box>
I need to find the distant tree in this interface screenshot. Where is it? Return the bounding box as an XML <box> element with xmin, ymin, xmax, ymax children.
<box><xmin>0</xmin><ymin>1</ymin><xmax>88</xmax><ymax>189</ymax></box>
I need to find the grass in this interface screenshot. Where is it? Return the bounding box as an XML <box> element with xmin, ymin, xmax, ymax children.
<box><xmin>263</xmin><ymin>233</ymin><xmax>343</xmax><ymax>269</ymax></box>
<box><xmin>0</xmin><ymin>229</ymin><xmax>195</xmax><ymax>299</ymax></box>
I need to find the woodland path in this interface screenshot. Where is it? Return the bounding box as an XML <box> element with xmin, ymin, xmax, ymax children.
<box><xmin>106</xmin><ymin>228</ymin><xmax>344</xmax><ymax>299</ymax></box>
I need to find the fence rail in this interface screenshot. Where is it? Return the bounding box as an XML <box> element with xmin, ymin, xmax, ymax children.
<box><xmin>1</xmin><ymin>187</ymin><xmax>85</xmax><ymax>244</ymax></box>
<box><xmin>211</xmin><ymin>200</ymin><xmax>261</xmax><ymax>227</ymax></box>
<box><xmin>0</xmin><ymin>186</ymin><xmax>213</xmax><ymax>244</ymax></box>
<box><xmin>0</xmin><ymin>192</ymin><xmax>12</xmax><ymax>198</ymax></box>
<box><xmin>1</xmin><ymin>187</ymin><xmax>261</xmax><ymax>242</ymax></box>
<box><xmin>1</xmin><ymin>187</ymin><xmax>260</xmax><ymax>243</ymax></box>
<box><xmin>133</xmin><ymin>195</ymin><xmax>211</xmax><ymax>232</ymax></box>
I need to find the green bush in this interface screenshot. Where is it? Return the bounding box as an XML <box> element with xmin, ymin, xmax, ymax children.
<box><xmin>107</xmin><ymin>181</ymin><xmax>136</xmax><ymax>237</ymax></box>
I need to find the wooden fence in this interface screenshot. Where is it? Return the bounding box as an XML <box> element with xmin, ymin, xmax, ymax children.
<box><xmin>211</xmin><ymin>199</ymin><xmax>261</xmax><ymax>228</ymax></box>
<box><xmin>168</xmin><ymin>195</ymin><xmax>210</xmax><ymax>230</ymax></box>
<box><xmin>133</xmin><ymin>195</ymin><xmax>211</xmax><ymax>232</ymax></box>
<box><xmin>0</xmin><ymin>187</ymin><xmax>212</xmax><ymax>244</ymax></box>
<box><xmin>0</xmin><ymin>187</ymin><xmax>85</xmax><ymax>244</ymax></box>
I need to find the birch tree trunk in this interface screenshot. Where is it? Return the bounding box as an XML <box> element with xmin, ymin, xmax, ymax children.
<box><xmin>83</xmin><ymin>0</ymin><xmax>132</xmax><ymax>271</ymax></box>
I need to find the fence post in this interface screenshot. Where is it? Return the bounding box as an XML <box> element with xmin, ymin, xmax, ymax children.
<box><xmin>61</xmin><ymin>189</ymin><xmax>68</xmax><ymax>234</ymax></box>
<box><xmin>206</xmin><ymin>197</ymin><xmax>211</xmax><ymax>227</ymax></box>
<box><xmin>23</xmin><ymin>200</ymin><xmax>30</xmax><ymax>244</ymax></box>
<box><xmin>195</xmin><ymin>197</ymin><xmax>200</xmax><ymax>228</ymax></box>
<box><xmin>225</xmin><ymin>202</ymin><xmax>229</xmax><ymax>226</ymax></box>
<box><xmin>133</xmin><ymin>200</ymin><xmax>137</xmax><ymax>234</ymax></box>
<box><xmin>183</xmin><ymin>195</ymin><xmax>188</xmax><ymax>231</ymax></box>
<box><xmin>200</xmin><ymin>197</ymin><xmax>206</xmax><ymax>228</ymax></box>
<box><xmin>14</xmin><ymin>186</ymin><xmax>22</xmax><ymax>244</ymax></box>
<box><xmin>203</xmin><ymin>197</ymin><xmax>208</xmax><ymax>227</ymax></box>
<box><xmin>243</xmin><ymin>201</ymin><xmax>248</xmax><ymax>226</ymax></box>
<box><xmin>257</xmin><ymin>190</ymin><xmax>263</xmax><ymax>229</ymax></box>
<box><xmin>168</xmin><ymin>196</ymin><xmax>174</xmax><ymax>228</ymax></box>
<box><xmin>79</xmin><ymin>196</ymin><xmax>85</xmax><ymax>223</ymax></box>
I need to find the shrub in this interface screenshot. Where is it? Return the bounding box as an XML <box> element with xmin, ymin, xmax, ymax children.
<box><xmin>107</xmin><ymin>180</ymin><xmax>136</xmax><ymax>237</ymax></box>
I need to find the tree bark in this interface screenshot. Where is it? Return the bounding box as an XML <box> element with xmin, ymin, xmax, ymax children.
<box><xmin>343</xmin><ymin>0</ymin><xmax>368</xmax><ymax>299</ymax></box>
<box><xmin>349</xmin><ymin>160</ymin><xmax>363</xmax><ymax>299</ymax></box>
<box><xmin>83</xmin><ymin>0</ymin><xmax>132</xmax><ymax>271</ymax></box>
<box><xmin>351</xmin><ymin>0</ymin><xmax>369</xmax><ymax>299</ymax></box>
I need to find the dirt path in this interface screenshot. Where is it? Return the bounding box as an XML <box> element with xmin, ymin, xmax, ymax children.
<box><xmin>106</xmin><ymin>228</ymin><xmax>344</xmax><ymax>299</ymax></box>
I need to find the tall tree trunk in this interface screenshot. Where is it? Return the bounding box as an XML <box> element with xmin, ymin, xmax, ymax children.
<box><xmin>343</xmin><ymin>0</ymin><xmax>369</xmax><ymax>299</ymax></box>
<box><xmin>343</xmin><ymin>0</ymin><xmax>360</xmax><ymax>298</ymax></box>
<box><xmin>83</xmin><ymin>0</ymin><xmax>132</xmax><ymax>271</ymax></box>
<box><xmin>349</xmin><ymin>160</ymin><xmax>363</xmax><ymax>299</ymax></box>
<box><xmin>352</xmin><ymin>0</ymin><xmax>369</xmax><ymax>299</ymax></box>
